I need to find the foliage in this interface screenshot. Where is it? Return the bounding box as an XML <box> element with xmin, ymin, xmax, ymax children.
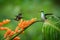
<box><xmin>0</xmin><ymin>0</ymin><xmax>60</xmax><ymax>40</ymax></box>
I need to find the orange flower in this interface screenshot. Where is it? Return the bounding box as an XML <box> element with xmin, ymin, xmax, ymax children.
<box><xmin>0</xmin><ymin>18</ymin><xmax>36</xmax><ymax>40</ymax></box>
<box><xmin>9</xmin><ymin>31</ymin><xmax>15</xmax><ymax>37</ymax></box>
<box><xmin>0</xmin><ymin>19</ymin><xmax>10</xmax><ymax>27</ymax></box>
<box><xmin>18</xmin><ymin>19</ymin><xmax>24</xmax><ymax>28</ymax></box>
<box><xmin>0</xmin><ymin>27</ymin><xmax>9</xmax><ymax>30</ymax></box>
<box><xmin>18</xmin><ymin>18</ymin><xmax>36</xmax><ymax>29</ymax></box>
<box><xmin>6</xmin><ymin>36</ymin><xmax>20</xmax><ymax>40</ymax></box>
<box><xmin>15</xmin><ymin>26</ymin><xmax>19</xmax><ymax>33</ymax></box>
<box><xmin>15</xmin><ymin>18</ymin><xmax>36</xmax><ymax>34</ymax></box>
<box><xmin>4</xmin><ymin>28</ymin><xmax>20</xmax><ymax>40</ymax></box>
<box><xmin>13</xmin><ymin>36</ymin><xmax>20</xmax><ymax>40</ymax></box>
<box><xmin>2</xmin><ymin>19</ymin><xmax>10</xmax><ymax>24</ymax></box>
<box><xmin>4</xmin><ymin>29</ymin><xmax>11</xmax><ymax>38</ymax></box>
<box><xmin>0</xmin><ymin>22</ymin><xmax>3</xmax><ymax>26</ymax></box>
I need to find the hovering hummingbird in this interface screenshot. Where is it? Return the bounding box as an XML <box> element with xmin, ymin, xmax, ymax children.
<box><xmin>41</xmin><ymin>11</ymin><xmax>53</xmax><ymax>20</ymax></box>
<box><xmin>14</xmin><ymin>13</ymin><xmax>23</xmax><ymax>21</ymax></box>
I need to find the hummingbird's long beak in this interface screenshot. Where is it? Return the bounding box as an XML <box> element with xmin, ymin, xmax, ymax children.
<box><xmin>45</xmin><ymin>13</ymin><xmax>53</xmax><ymax>16</ymax></box>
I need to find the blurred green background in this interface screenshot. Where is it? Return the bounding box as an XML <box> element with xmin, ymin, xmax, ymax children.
<box><xmin>0</xmin><ymin>0</ymin><xmax>60</xmax><ymax>40</ymax></box>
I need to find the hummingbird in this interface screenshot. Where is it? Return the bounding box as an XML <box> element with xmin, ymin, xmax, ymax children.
<box><xmin>14</xmin><ymin>13</ymin><xmax>23</xmax><ymax>21</ymax></box>
<box><xmin>41</xmin><ymin>11</ymin><xmax>53</xmax><ymax>20</ymax></box>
